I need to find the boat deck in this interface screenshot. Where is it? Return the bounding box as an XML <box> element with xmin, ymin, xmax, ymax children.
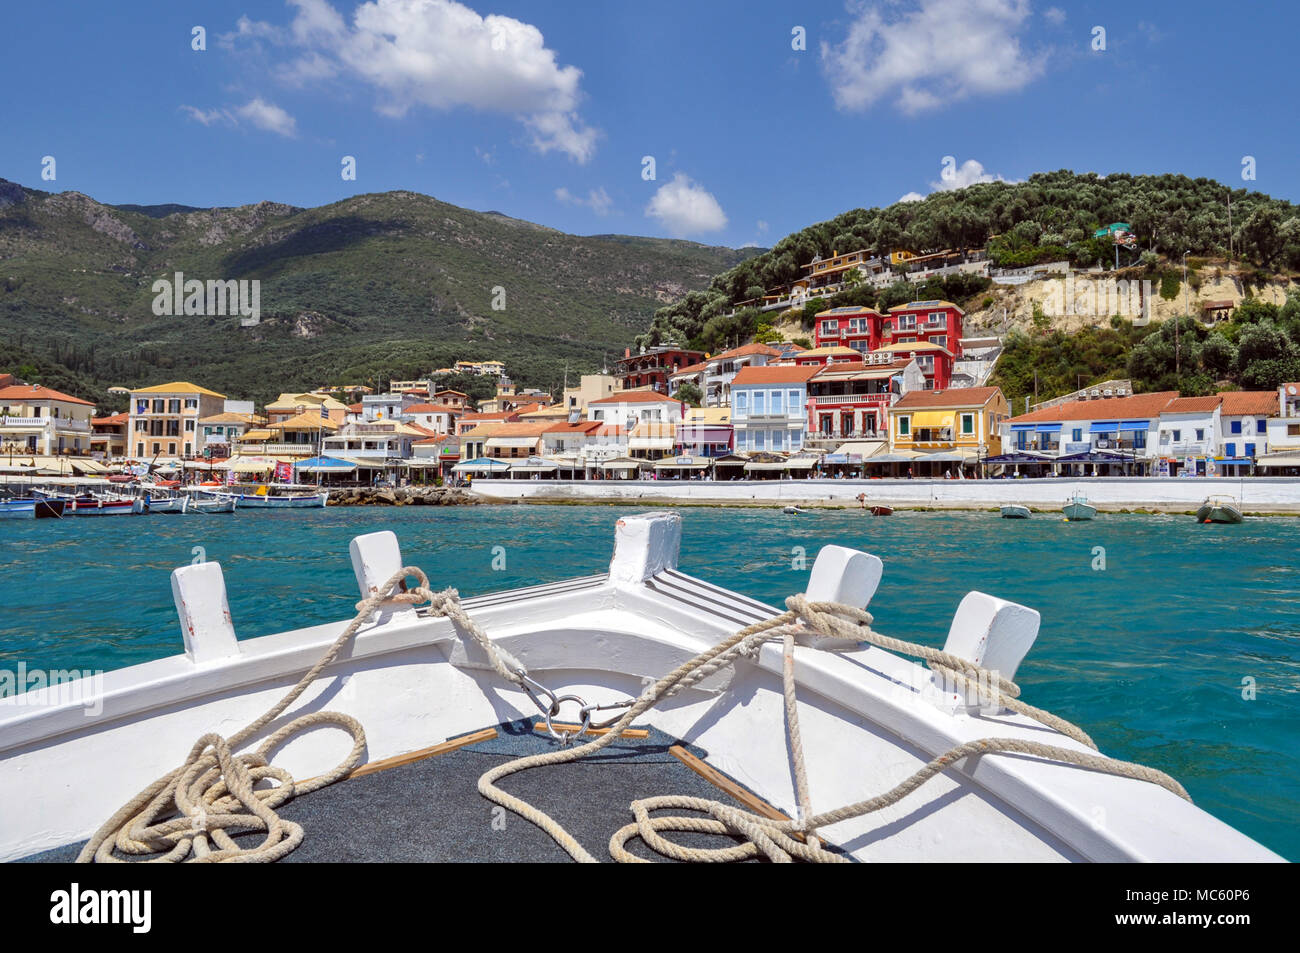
<box><xmin>19</xmin><ymin>719</ymin><xmax>825</xmax><ymax>863</ymax></box>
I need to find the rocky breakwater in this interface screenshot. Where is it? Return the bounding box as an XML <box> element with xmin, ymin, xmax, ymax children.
<box><xmin>328</xmin><ymin>486</ymin><xmax>482</xmax><ymax>506</ymax></box>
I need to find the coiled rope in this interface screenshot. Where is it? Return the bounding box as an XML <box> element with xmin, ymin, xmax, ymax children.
<box><xmin>78</xmin><ymin>573</ymin><xmax>1190</xmax><ymax>864</ymax></box>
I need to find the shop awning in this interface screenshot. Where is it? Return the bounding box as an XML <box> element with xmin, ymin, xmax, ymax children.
<box><xmin>228</xmin><ymin>457</ymin><xmax>277</xmax><ymax>473</ymax></box>
<box><xmin>832</xmin><ymin>440</ymin><xmax>886</xmax><ymax>458</ymax></box>
<box><xmin>1089</xmin><ymin>421</ymin><xmax>1119</xmax><ymax>433</ymax></box>
<box><xmin>509</xmin><ymin>458</ymin><xmax>559</xmax><ymax>472</ymax></box>
<box><xmin>654</xmin><ymin>456</ymin><xmax>711</xmax><ymax>469</ymax></box>
<box><xmin>1036</xmin><ymin>423</ymin><xmax>1062</xmax><ymax>433</ymax></box>
<box><xmin>597</xmin><ymin>457</ymin><xmax>643</xmax><ymax>470</ymax></box>
<box><xmin>919</xmin><ymin>449</ymin><xmax>979</xmax><ymax>462</ymax></box>
<box><xmin>910</xmin><ymin>411</ymin><xmax>954</xmax><ymax>429</ymax></box>
<box><xmin>868</xmin><ymin>450</ymin><xmax>924</xmax><ymax>463</ymax></box>
<box><xmin>453</xmin><ymin>457</ymin><xmax>510</xmax><ymax>472</ymax></box>
<box><xmin>1256</xmin><ymin>452</ymin><xmax>1300</xmax><ymax>467</ymax></box>
<box><xmin>293</xmin><ymin>456</ymin><xmax>357</xmax><ymax>473</ymax></box>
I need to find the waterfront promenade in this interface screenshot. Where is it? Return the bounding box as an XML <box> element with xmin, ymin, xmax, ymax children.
<box><xmin>469</xmin><ymin>476</ymin><xmax>1300</xmax><ymax>514</ymax></box>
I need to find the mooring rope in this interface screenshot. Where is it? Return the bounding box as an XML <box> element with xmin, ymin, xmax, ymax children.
<box><xmin>78</xmin><ymin>573</ymin><xmax>1189</xmax><ymax>863</ymax></box>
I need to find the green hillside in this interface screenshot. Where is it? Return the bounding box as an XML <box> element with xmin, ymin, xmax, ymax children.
<box><xmin>0</xmin><ymin>179</ymin><xmax>757</xmax><ymax>409</ymax></box>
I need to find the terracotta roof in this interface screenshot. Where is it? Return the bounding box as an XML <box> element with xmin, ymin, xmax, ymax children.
<box><xmin>731</xmin><ymin>364</ymin><xmax>822</xmax><ymax>386</ymax></box>
<box><xmin>1163</xmin><ymin>396</ymin><xmax>1222</xmax><ymax>414</ymax></box>
<box><xmin>433</xmin><ymin>389</ymin><xmax>467</xmax><ymax>397</ymax></box>
<box><xmin>0</xmin><ymin>384</ymin><xmax>95</xmax><ymax>406</ymax></box>
<box><xmin>670</xmin><ymin>362</ymin><xmax>709</xmax><ymax>376</ymax></box>
<box><xmin>1218</xmin><ymin>391</ymin><xmax>1278</xmax><ymax>416</ymax></box>
<box><xmin>589</xmin><ymin>391</ymin><xmax>683</xmax><ymax>405</ymax></box>
<box><xmin>348</xmin><ymin>402</ymin><xmax>363</xmax><ymax>413</ymax></box>
<box><xmin>131</xmin><ymin>381</ymin><xmax>226</xmax><ymax>398</ymax></box>
<box><xmin>414</xmin><ymin>434</ymin><xmax>449</xmax><ymax>446</ymax></box>
<box><xmin>893</xmin><ymin>387</ymin><xmax>1002</xmax><ymax>410</ymax></box>
<box><xmin>197</xmin><ymin>412</ymin><xmax>265</xmax><ymax>425</ymax></box>
<box><xmin>92</xmin><ymin>412</ymin><xmax>130</xmax><ymax>425</ymax></box>
<box><xmin>272</xmin><ymin>411</ymin><xmax>342</xmax><ymax>431</ymax></box>
<box><xmin>484</xmin><ymin>421</ymin><xmax>553</xmax><ymax>437</ymax></box>
<box><xmin>1008</xmin><ymin>391</ymin><xmax>1178</xmax><ymax>424</ymax></box>
<box><xmin>710</xmin><ymin>342</ymin><xmax>784</xmax><ymax>361</ymax></box>
<box><xmin>794</xmin><ymin>346</ymin><xmax>860</xmax><ymax>358</ymax></box>
<box><xmin>543</xmin><ymin>420</ymin><xmax>603</xmax><ymax>434</ymax></box>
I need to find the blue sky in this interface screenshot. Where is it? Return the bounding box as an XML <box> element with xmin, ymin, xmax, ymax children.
<box><xmin>1</xmin><ymin>1</ymin><xmax>1293</xmax><ymax>247</ymax></box>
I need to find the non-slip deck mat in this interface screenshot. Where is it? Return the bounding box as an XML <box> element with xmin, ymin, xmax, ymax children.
<box><xmin>19</xmin><ymin>719</ymin><xmax>832</xmax><ymax>863</ymax></box>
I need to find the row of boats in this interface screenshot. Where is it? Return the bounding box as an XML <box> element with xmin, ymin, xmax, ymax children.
<box><xmin>1000</xmin><ymin>493</ymin><xmax>1245</xmax><ymax>524</ymax></box>
<box><xmin>0</xmin><ymin>485</ymin><xmax>330</xmax><ymax>519</ymax></box>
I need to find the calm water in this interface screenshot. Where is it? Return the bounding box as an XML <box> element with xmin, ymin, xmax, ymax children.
<box><xmin>2</xmin><ymin>504</ymin><xmax>1297</xmax><ymax>859</ymax></box>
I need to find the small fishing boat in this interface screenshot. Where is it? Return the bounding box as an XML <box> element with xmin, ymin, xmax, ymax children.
<box><xmin>0</xmin><ymin>498</ymin><xmax>36</xmax><ymax>519</ymax></box>
<box><xmin>782</xmin><ymin>505</ymin><xmax>808</xmax><ymax>514</ymax></box>
<box><xmin>231</xmin><ymin>490</ymin><xmax>329</xmax><ymax>509</ymax></box>
<box><xmin>1062</xmin><ymin>493</ymin><xmax>1096</xmax><ymax>522</ymax></box>
<box><xmin>870</xmin><ymin>505</ymin><xmax>893</xmax><ymax>517</ymax></box>
<box><xmin>34</xmin><ymin>497</ymin><xmax>67</xmax><ymax>519</ymax></box>
<box><xmin>1196</xmin><ymin>496</ymin><xmax>1243</xmax><ymax>524</ymax></box>
<box><xmin>135</xmin><ymin>494</ymin><xmax>189</xmax><ymax>514</ymax></box>
<box><xmin>66</xmin><ymin>495</ymin><xmax>137</xmax><ymax>517</ymax></box>
<box><xmin>188</xmin><ymin>496</ymin><xmax>236</xmax><ymax>514</ymax></box>
<box><xmin>1000</xmin><ymin>503</ymin><xmax>1031</xmax><ymax>519</ymax></box>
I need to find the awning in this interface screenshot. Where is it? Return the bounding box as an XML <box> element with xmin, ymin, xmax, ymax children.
<box><xmin>910</xmin><ymin>411</ymin><xmax>954</xmax><ymax>429</ymax></box>
<box><xmin>744</xmin><ymin>456</ymin><xmax>818</xmax><ymax>471</ymax></box>
<box><xmin>1089</xmin><ymin>421</ymin><xmax>1119</xmax><ymax>433</ymax></box>
<box><xmin>69</xmin><ymin>459</ymin><xmax>109</xmax><ymax>474</ymax></box>
<box><xmin>1256</xmin><ymin>452</ymin><xmax>1300</xmax><ymax>467</ymax></box>
<box><xmin>654</xmin><ymin>456</ymin><xmax>711</xmax><ymax>469</ymax></box>
<box><xmin>1010</xmin><ymin>423</ymin><xmax>1037</xmax><ymax>432</ymax></box>
<box><xmin>627</xmin><ymin>436</ymin><xmax>675</xmax><ymax>450</ymax></box>
<box><xmin>1036</xmin><ymin>423</ymin><xmax>1062</xmax><ymax>433</ymax></box>
<box><xmin>485</xmin><ymin>436</ymin><xmax>541</xmax><ymax>449</ymax></box>
<box><xmin>597</xmin><ymin>457</ymin><xmax>643</xmax><ymax>470</ymax></box>
<box><xmin>868</xmin><ymin>450</ymin><xmax>924</xmax><ymax>463</ymax></box>
<box><xmin>509</xmin><ymin>459</ymin><xmax>559</xmax><ymax>472</ymax></box>
<box><xmin>919</xmin><ymin>449</ymin><xmax>979</xmax><ymax>462</ymax></box>
<box><xmin>293</xmin><ymin>456</ymin><xmax>358</xmax><ymax>473</ymax></box>
<box><xmin>453</xmin><ymin>458</ymin><xmax>510</xmax><ymax>472</ymax></box>
<box><xmin>1120</xmin><ymin>420</ymin><xmax>1151</xmax><ymax>429</ymax></box>
<box><xmin>1214</xmin><ymin>457</ymin><xmax>1252</xmax><ymax>465</ymax></box>
<box><xmin>229</xmin><ymin>458</ymin><xmax>276</xmax><ymax>473</ymax></box>
<box><xmin>832</xmin><ymin>440</ymin><xmax>886</xmax><ymax>458</ymax></box>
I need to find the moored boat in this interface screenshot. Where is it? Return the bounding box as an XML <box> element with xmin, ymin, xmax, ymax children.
<box><xmin>188</xmin><ymin>496</ymin><xmax>236</xmax><ymax>514</ymax></box>
<box><xmin>1196</xmin><ymin>496</ymin><xmax>1243</xmax><ymax>524</ymax></box>
<box><xmin>1000</xmin><ymin>503</ymin><xmax>1032</xmax><ymax>519</ymax></box>
<box><xmin>34</xmin><ymin>497</ymin><xmax>67</xmax><ymax>518</ymax></box>
<box><xmin>231</xmin><ymin>490</ymin><xmax>329</xmax><ymax>509</ymax></box>
<box><xmin>869</xmin><ymin>505</ymin><xmax>893</xmax><ymax>517</ymax></box>
<box><xmin>1062</xmin><ymin>493</ymin><xmax>1096</xmax><ymax>522</ymax></box>
<box><xmin>67</xmin><ymin>495</ymin><xmax>137</xmax><ymax>516</ymax></box>
<box><xmin>0</xmin><ymin>498</ymin><xmax>36</xmax><ymax>519</ymax></box>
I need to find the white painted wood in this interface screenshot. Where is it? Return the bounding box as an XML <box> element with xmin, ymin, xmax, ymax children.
<box><xmin>935</xmin><ymin>591</ymin><xmax>1040</xmax><ymax>709</ymax></box>
<box><xmin>608</xmin><ymin>511</ymin><xmax>681</xmax><ymax>585</ymax></box>
<box><xmin>350</xmin><ymin>530</ymin><xmax>418</xmax><ymax>624</ymax></box>
<box><xmin>170</xmin><ymin>563</ymin><xmax>240</xmax><ymax>665</ymax></box>
<box><xmin>805</xmin><ymin>546</ymin><xmax>883</xmax><ymax>608</ymax></box>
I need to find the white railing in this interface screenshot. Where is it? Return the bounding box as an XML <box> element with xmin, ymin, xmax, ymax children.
<box><xmin>1</xmin><ymin>416</ymin><xmax>47</xmax><ymax>427</ymax></box>
<box><xmin>809</xmin><ymin>394</ymin><xmax>890</xmax><ymax>406</ymax></box>
<box><xmin>240</xmin><ymin>442</ymin><xmax>315</xmax><ymax>455</ymax></box>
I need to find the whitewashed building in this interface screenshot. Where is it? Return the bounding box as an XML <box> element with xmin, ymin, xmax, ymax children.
<box><xmin>730</xmin><ymin>364</ymin><xmax>820</xmax><ymax>454</ymax></box>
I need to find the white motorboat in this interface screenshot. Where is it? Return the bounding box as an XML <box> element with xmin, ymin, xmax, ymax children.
<box><xmin>1000</xmin><ymin>504</ymin><xmax>1032</xmax><ymax>519</ymax></box>
<box><xmin>136</xmin><ymin>494</ymin><xmax>189</xmax><ymax>514</ymax></box>
<box><xmin>0</xmin><ymin>513</ymin><xmax>1281</xmax><ymax>864</ymax></box>
<box><xmin>230</xmin><ymin>490</ymin><xmax>329</xmax><ymax>509</ymax></box>
<box><xmin>1062</xmin><ymin>493</ymin><xmax>1096</xmax><ymax>521</ymax></box>
<box><xmin>1196</xmin><ymin>496</ymin><xmax>1243</xmax><ymax>524</ymax></box>
<box><xmin>188</xmin><ymin>496</ymin><xmax>237</xmax><ymax>514</ymax></box>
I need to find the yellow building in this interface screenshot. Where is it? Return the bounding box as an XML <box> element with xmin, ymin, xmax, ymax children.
<box><xmin>128</xmin><ymin>382</ymin><xmax>226</xmax><ymax>459</ymax></box>
<box><xmin>888</xmin><ymin>386</ymin><xmax>1008</xmax><ymax>466</ymax></box>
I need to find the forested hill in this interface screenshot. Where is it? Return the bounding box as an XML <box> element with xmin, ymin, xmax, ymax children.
<box><xmin>640</xmin><ymin>170</ymin><xmax>1300</xmax><ymax>353</ymax></box>
<box><xmin>0</xmin><ymin>179</ymin><xmax>757</xmax><ymax>409</ymax></box>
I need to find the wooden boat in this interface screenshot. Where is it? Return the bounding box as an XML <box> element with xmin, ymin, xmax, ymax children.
<box><xmin>0</xmin><ymin>499</ymin><xmax>36</xmax><ymax>519</ymax></box>
<box><xmin>34</xmin><ymin>497</ymin><xmax>67</xmax><ymax>518</ymax></box>
<box><xmin>782</xmin><ymin>505</ymin><xmax>808</xmax><ymax>514</ymax></box>
<box><xmin>136</xmin><ymin>494</ymin><xmax>189</xmax><ymax>514</ymax></box>
<box><xmin>67</xmin><ymin>495</ymin><xmax>137</xmax><ymax>516</ymax></box>
<box><xmin>1196</xmin><ymin>496</ymin><xmax>1243</xmax><ymax>524</ymax></box>
<box><xmin>1</xmin><ymin>513</ymin><xmax>1282</xmax><ymax>864</ymax></box>
<box><xmin>1062</xmin><ymin>493</ymin><xmax>1096</xmax><ymax>522</ymax></box>
<box><xmin>231</xmin><ymin>490</ymin><xmax>329</xmax><ymax>509</ymax></box>
<box><xmin>188</xmin><ymin>496</ymin><xmax>236</xmax><ymax>514</ymax></box>
<box><xmin>1000</xmin><ymin>504</ymin><xmax>1031</xmax><ymax>519</ymax></box>
<box><xmin>870</xmin><ymin>505</ymin><xmax>893</xmax><ymax>517</ymax></box>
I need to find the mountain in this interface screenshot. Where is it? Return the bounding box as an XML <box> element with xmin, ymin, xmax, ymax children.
<box><xmin>0</xmin><ymin>180</ymin><xmax>758</xmax><ymax>408</ymax></box>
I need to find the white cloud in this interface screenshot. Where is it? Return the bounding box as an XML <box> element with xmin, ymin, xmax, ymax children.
<box><xmin>644</xmin><ymin>174</ymin><xmax>728</xmax><ymax>237</ymax></box>
<box><xmin>933</xmin><ymin>158</ymin><xmax>1008</xmax><ymax>191</ymax></box>
<box><xmin>234</xmin><ymin>98</ymin><xmax>299</xmax><ymax>137</ymax></box>
<box><xmin>180</xmin><ymin>99</ymin><xmax>298</xmax><ymax>137</ymax></box>
<box><xmin>231</xmin><ymin>0</ymin><xmax>598</xmax><ymax>162</ymax></box>
<box><xmin>555</xmin><ymin>186</ymin><xmax>613</xmax><ymax>216</ymax></box>
<box><xmin>822</xmin><ymin>0</ymin><xmax>1045</xmax><ymax>114</ymax></box>
<box><xmin>898</xmin><ymin>191</ymin><xmax>925</xmax><ymax>203</ymax></box>
<box><xmin>1044</xmin><ymin>7</ymin><xmax>1066</xmax><ymax>26</ymax></box>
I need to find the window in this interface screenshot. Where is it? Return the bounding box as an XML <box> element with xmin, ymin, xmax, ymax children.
<box><xmin>928</xmin><ymin>311</ymin><xmax>946</xmax><ymax>325</ymax></box>
<box><xmin>788</xmin><ymin>390</ymin><xmax>800</xmax><ymax>410</ymax></box>
<box><xmin>1072</xmin><ymin>428</ymin><xmax>1083</xmax><ymax>442</ymax></box>
<box><xmin>137</xmin><ymin>399</ymin><xmax>148</xmax><ymax>414</ymax></box>
<box><xmin>1226</xmin><ymin>442</ymin><xmax>1236</xmax><ymax>457</ymax></box>
<box><xmin>1172</xmin><ymin>430</ymin><xmax>1181</xmax><ymax>442</ymax></box>
<box><xmin>755</xmin><ymin>430</ymin><xmax>766</xmax><ymax>451</ymax></box>
<box><xmin>1230</xmin><ymin>420</ymin><xmax>1242</xmax><ymax>434</ymax></box>
<box><xmin>791</xmin><ymin>430</ymin><xmax>802</xmax><ymax>449</ymax></box>
<box><xmin>897</xmin><ymin>314</ymin><xmax>917</xmax><ymax>330</ymax></box>
<box><xmin>821</xmin><ymin>320</ymin><xmax>838</xmax><ymax>335</ymax></box>
<box><xmin>1257</xmin><ymin>418</ymin><xmax>1267</xmax><ymax>434</ymax></box>
<box><xmin>135</xmin><ymin>419</ymin><xmax>147</xmax><ymax>432</ymax></box>
<box><xmin>898</xmin><ymin>416</ymin><xmax>911</xmax><ymax>436</ymax></box>
<box><xmin>771</xmin><ymin>390</ymin><xmax>783</xmax><ymax>415</ymax></box>
<box><xmin>136</xmin><ymin>442</ymin><xmax>144</xmax><ymax>456</ymax></box>
<box><xmin>960</xmin><ymin>413</ymin><xmax>974</xmax><ymax>435</ymax></box>
<box><xmin>184</xmin><ymin>442</ymin><xmax>192</xmax><ymax>456</ymax></box>
<box><xmin>1195</xmin><ymin>429</ymin><xmax>1204</xmax><ymax>441</ymax></box>
<box><xmin>734</xmin><ymin>393</ymin><xmax>748</xmax><ymax>417</ymax></box>
<box><xmin>1290</xmin><ymin>424</ymin><xmax>1300</xmax><ymax>437</ymax></box>
<box><xmin>152</xmin><ymin>399</ymin><xmax>165</xmax><ymax>413</ymax></box>
<box><xmin>931</xmin><ymin>335</ymin><xmax>947</xmax><ymax>350</ymax></box>
<box><xmin>168</xmin><ymin>399</ymin><xmax>181</xmax><ymax>414</ymax></box>
<box><xmin>1245</xmin><ymin>443</ymin><xmax>1257</xmax><ymax>457</ymax></box>
<box><xmin>753</xmin><ymin>391</ymin><xmax>765</xmax><ymax>416</ymax></box>
<box><xmin>185</xmin><ymin>420</ymin><xmax>195</xmax><ymax>432</ymax></box>
<box><xmin>772</xmin><ymin>429</ymin><xmax>785</xmax><ymax>451</ymax></box>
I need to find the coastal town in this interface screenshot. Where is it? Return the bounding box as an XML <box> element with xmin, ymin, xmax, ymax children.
<box><xmin>3</xmin><ymin>296</ymin><xmax>1299</xmax><ymax>494</ymax></box>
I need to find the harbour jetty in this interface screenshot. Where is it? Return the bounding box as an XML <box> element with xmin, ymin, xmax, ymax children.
<box><xmin>326</xmin><ymin>485</ymin><xmax>482</xmax><ymax>506</ymax></box>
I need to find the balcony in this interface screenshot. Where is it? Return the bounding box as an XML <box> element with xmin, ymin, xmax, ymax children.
<box><xmin>239</xmin><ymin>442</ymin><xmax>317</xmax><ymax>455</ymax></box>
<box><xmin>1</xmin><ymin>416</ymin><xmax>47</xmax><ymax>428</ymax></box>
<box><xmin>53</xmin><ymin>418</ymin><xmax>91</xmax><ymax>433</ymax></box>
<box><xmin>808</xmin><ymin>394</ymin><xmax>890</xmax><ymax>407</ymax></box>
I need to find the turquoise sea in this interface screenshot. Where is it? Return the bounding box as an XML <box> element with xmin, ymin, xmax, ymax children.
<box><xmin>1</xmin><ymin>504</ymin><xmax>1296</xmax><ymax>860</ymax></box>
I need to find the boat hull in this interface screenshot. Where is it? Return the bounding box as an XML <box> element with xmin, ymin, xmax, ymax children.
<box><xmin>234</xmin><ymin>492</ymin><xmax>329</xmax><ymax>509</ymax></box>
<box><xmin>1062</xmin><ymin>502</ymin><xmax>1096</xmax><ymax>521</ymax></box>
<box><xmin>0</xmin><ymin>500</ymin><xmax>36</xmax><ymax>519</ymax></box>
<box><xmin>190</xmin><ymin>498</ymin><xmax>237</xmax><ymax>514</ymax></box>
<box><xmin>68</xmin><ymin>499</ymin><xmax>136</xmax><ymax>516</ymax></box>
<box><xmin>34</xmin><ymin>498</ymin><xmax>67</xmax><ymax>518</ymax></box>
<box><xmin>1197</xmin><ymin>504</ymin><xmax>1243</xmax><ymax>524</ymax></box>
<box><xmin>1000</xmin><ymin>505</ymin><xmax>1031</xmax><ymax>519</ymax></box>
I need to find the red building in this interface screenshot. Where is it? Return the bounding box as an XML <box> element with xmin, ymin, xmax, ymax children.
<box><xmin>813</xmin><ymin>306</ymin><xmax>889</xmax><ymax>354</ymax></box>
<box><xmin>614</xmin><ymin>346</ymin><xmax>706</xmax><ymax>393</ymax></box>
<box><xmin>884</xmin><ymin>300</ymin><xmax>964</xmax><ymax>360</ymax></box>
<box><xmin>805</xmin><ymin>356</ymin><xmax>911</xmax><ymax>441</ymax></box>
